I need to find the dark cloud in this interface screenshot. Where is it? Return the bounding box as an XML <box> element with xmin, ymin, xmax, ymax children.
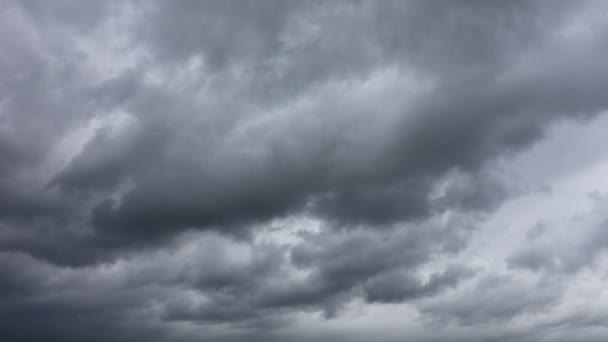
<box><xmin>2</xmin><ymin>1</ymin><xmax>608</xmax><ymax>341</ymax></box>
<box><xmin>363</xmin><ymin>265</ymin><xmax>472</xmax><ymax>304</ymax></box>
<box><xmin>88</xmin><ymin>6</ymin><xmax>608</xmax><ymax>240</ymax></box>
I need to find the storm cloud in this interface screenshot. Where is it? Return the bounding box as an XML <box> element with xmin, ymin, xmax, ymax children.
<box><xmin>2</xmin><ymin>1</ymin><xmax>608</xmax><ymax>341</ymax></box>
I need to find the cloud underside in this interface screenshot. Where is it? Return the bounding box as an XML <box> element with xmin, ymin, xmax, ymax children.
<box><xmin>2</xmin><ymin>1</ymin><xmax>608</xmax><ymax>341</ymax></box>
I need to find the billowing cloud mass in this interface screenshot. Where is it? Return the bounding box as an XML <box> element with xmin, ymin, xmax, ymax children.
<box><xmin>3</xmin><ymin>1</ymin><xmax>608</xmax><ymax>341</ymax></box>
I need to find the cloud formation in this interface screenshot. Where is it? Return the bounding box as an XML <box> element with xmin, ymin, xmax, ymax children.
<box><xmin>2</xmin><ymin>1</ymin><xmax>608</xmax><ymax>341</ymax></box>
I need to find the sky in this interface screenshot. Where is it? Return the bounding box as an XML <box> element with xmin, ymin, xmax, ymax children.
<box><xmin>2</xmin><ymin>1</ymin><xmax>608</xmax><ymax>341</ymax></box>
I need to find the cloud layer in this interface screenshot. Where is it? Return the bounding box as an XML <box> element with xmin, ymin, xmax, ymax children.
<box><xmin>2</xmin><ymin>1</ymin><xmax>608</xmax><ymax>341</ymax></box>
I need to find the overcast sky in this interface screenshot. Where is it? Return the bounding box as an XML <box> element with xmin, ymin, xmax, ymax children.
<box><xmin>2</xmin><ymin>1</ymin><xmax>608</xmax><ymax>341</ymax></box>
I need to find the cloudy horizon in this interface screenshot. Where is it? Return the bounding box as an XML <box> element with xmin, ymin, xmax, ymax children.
<box><xmin>2</xmin><ymin>1</ymin><xmax>608</xmax><ymax>341</ymax></box>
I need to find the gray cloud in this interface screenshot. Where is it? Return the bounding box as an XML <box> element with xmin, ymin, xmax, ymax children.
<box><xmin>2</xmin><ymin>1</ymin><xmax>608</xmax><ymax>341</ymax></box>
<box><xmin>508</xmin><ymin>196</ymin><xmax>608</xmax><ymax>273</ymax></box>
<box><xmin>419</xmin><ymin>273</ymin><xmax>563</xmax><ymax>326</ymax></box>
